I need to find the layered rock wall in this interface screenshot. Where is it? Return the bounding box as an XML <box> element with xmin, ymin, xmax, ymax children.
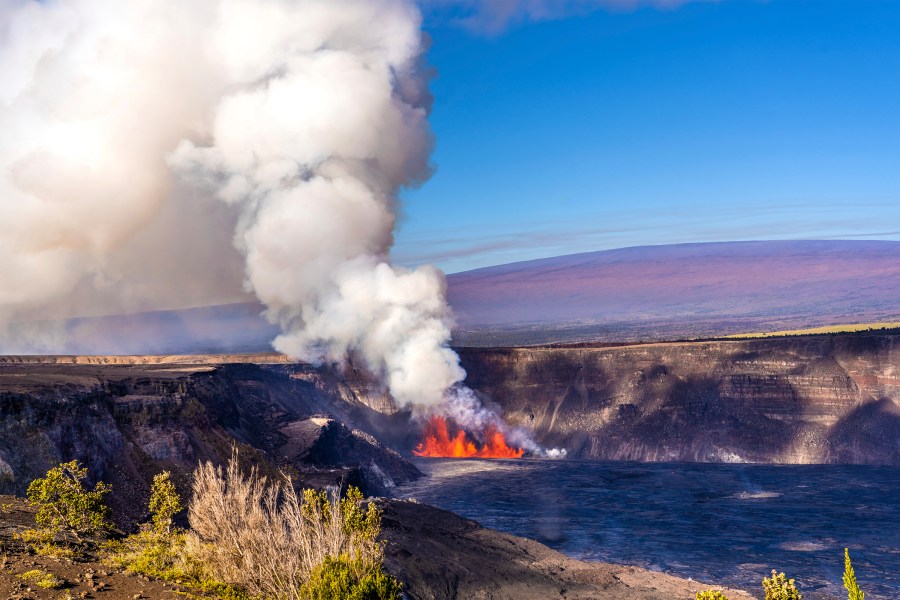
<box><xmin>0</xmin><ymin>362</ymin><xmax>420</xmax><ymax>524</ymax></box>
<box><xmin>1</xmin><ymin>330</ymin><xmax>897</xmax><ymax>518</ymax></box>
<box><xmin>458</xmin><ymin>334</ymin><xmax>900</xmax><ymax>464</ymax></box>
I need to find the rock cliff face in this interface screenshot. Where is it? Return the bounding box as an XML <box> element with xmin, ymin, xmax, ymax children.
<box><xmin>1</xmin><ymin>330</ymin><xmax>897</xmax><ymax>516</ymax></box>
<box><xmin>457</xmin><ymin>333</ymin><xmax>900</xmax><ymax>464</ymax></box>
<box><xmin>0</xmin><ymin>359</ymin><xmax>420</xmax><ymax>524</ymax></box>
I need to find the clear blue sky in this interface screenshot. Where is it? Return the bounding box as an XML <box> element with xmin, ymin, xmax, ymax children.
<box><xmin>392</xmin><ymin>1</ymin><xmax>900</xmax><ymax>273</ymax></box>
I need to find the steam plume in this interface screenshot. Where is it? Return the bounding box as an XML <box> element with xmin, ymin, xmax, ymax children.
<box><xmin>0</xmin><ymin>0</ymin><xmax>467</xmax><ymax>408</ymax></box>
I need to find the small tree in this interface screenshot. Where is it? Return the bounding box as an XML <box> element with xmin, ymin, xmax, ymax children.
<box><xmin>26</xmin><ymin>460</ymin><xmax>111</xmax><ymax>542</ymax></box>
<box><xmin>762</xmin><ymin>570</ymin><xmax>802</xmax><ymax>600</ymax></box>
<box><xmin>106</xmin><ymin>470</ymin><xmax>228</xmax><ymax>593</ymax></box>
<box><xmin>149</xmin><ymin>471</ymin><xmax>183</xmax><ymax>535</ymax></box>
<box><xmin>843</xmin><ymin>548</ymin><xmax>864</xmax><ymax>600</ymax></box>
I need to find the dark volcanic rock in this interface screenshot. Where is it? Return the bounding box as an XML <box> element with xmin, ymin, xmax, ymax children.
<box><xmin>0</xmin><ymin>358</ymin><xmax>421</xmax><ymax>525</ymax></box>
<box><xmin>457</xmin><ymin>333</ymin><xmax>900</xmax><ymax>464</ymax></box>
<box><xmin>379</xmin><ymin>499</ymin><xmax>752</xmax><ymax>600</ymax></box>
<box><xmin>279</xmin><ymin>416</ymin><xmax>422</xmax><ymax>495</ymax></box>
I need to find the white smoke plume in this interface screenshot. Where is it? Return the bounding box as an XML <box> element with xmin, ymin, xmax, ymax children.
<box><xmin>0</xmin><ymin>0</ymin><xmax>249</xmax><ymax>342</ymax></box>
<box><xmin>167</xmin><ymin>0</ymin><xmax>468</xmax><ymax>408</ymax></box>
<box><xmin>0</xmin><ymin>0</ymin><xmax>470</xmax><ymax>408</ymax></box>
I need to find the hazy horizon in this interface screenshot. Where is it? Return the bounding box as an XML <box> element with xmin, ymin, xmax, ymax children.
<box><xmin>395</xmin><ymin>1</ymin><xmax>900</xmax><ymax>273</ymax></box>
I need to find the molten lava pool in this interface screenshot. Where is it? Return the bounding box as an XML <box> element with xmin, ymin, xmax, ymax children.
<box><xmin>413</xmin><ymin>416</ymin><xmax>524</xmax><ymax>459</ymax></box>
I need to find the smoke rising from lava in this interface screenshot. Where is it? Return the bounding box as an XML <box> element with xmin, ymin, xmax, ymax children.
<box><xmin>0</xmin><ymin>0</ymin><xmax>470</xmax><ymax>409</ymax></box>
<box><xmin>431</xmin><ymin>387</ymin><xmax>566</xmax><ymax>458</ymax></box>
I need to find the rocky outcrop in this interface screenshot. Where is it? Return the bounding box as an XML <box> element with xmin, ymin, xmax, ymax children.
<box><xmin>457</xmin><ymin>333</ymin><xmax>900</xmax><ymax>464</ymax></box>
<box><xmin>379</xmin><ymin>499</ymin><xmax>753</xmax><ymax>600</ymax></box>
<box><xmin>0</xmin><ymin>360</ymin><xmax>421</xmax><ymax>525</ymax></box>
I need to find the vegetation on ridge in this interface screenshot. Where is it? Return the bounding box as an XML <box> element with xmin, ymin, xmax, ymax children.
<box><xmin>15</xmin><ymin>460</ymin><xmax>112</xmax><ymax>557</ymax></box>
<box><xmin>696</xmin><ymin>554</ymin><xmax>869</xmax><ymax>600</ymax></box>
<box><xmin>724</xmin><ymin>321</ymin><xmax>900</xmax><ymax>339</ymax></box>
<box><xmin>186</xmin><ymin>457</ymin><xmax>400</xmax><ymax>599</ymax></box>
<box><xmin>696</xmin><ymin>590</ymin><xmax>730</xmax><ymax>599</ymax></box>
<box><xmin>762</xmin><ymin>570</ymin><xmax>802</xmax><ymax>600</ymax></box>
<box><xmin>18</xmin><ymin>568</ymin><xmax>64</xmax><ymax>589</ymax></box>
<box><xmin>103</xmin><ymin>455</ymin><xmax>401</xmax><ymax>599</ymax></box>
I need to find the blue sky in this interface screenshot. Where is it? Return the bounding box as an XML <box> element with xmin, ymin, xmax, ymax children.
<box><xmin>391</xmin><ymin>1</ymin><xmax>900</xmax><ymax>273</ymax></box>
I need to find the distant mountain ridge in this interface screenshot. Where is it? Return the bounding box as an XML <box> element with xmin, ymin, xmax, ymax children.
<box><xmin>7</xmin><ymin>240</ymin><xmax>899</xmax><ymax>352</ymax></box>
<box><xmin>446</xmin><ymin>239</ymin><xmax>900</xmax><ymax>345</ymax></box>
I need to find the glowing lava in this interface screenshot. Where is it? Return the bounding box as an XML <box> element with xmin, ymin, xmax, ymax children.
<box><xmin>413</xmin><ymin>415</ymin><xmax>524</xmax><ymax>459</ymax></box>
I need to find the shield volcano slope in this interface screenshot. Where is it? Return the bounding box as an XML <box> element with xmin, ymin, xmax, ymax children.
<box><xmin>446</xmin><ymin>239</ymin><xmax>900</xmax><ymax>346</ymax></box>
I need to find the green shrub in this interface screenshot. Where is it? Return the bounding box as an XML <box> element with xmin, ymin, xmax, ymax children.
<box><xmin>106</xmin><ymin>529</ymin><xmax>187</xmax><ymax>581</ymax></box>
<box><xmin>105</xmin><ymin>470</ymin><xmax>247</xmax><ymax>600</ymax></box>
<box><xmin>113</xmin><ymin>458</ymin><xmax>401</xmax><ymax>600</ymax></box>
<box><xmin>339</xmin><ymin>487</ymin><xmax>382</xmax><ymax>542</ymax></box>
<box><xmin>26</xmin><ymin>460</ymin><xmax>111</xmax><ymax>542</ymax></box>
<box><xmin>14</xmin><ymin>526</ymin><xmax>73</xmax><ymax>557</ymax></box>
<box><xmin>18</xmin><ymin>568</ymin><xmax>64</xmax><ymax>589</ymax></box>
<box><xmin>301</xmin><ymin>486</ymin><xmax>382</xmax><ymax>547</ymax></box>
<box><xmin>843</xmin><ymin>548</ymin><xmax>864</xmax><ymax>600</ymax></box>
<box><xmin>106</xmin><ymin>529</ymin><xmax>249</xmax><ymax>600</ymax></box>
<box><xmin>697</xmin><ymin>590</ymin><xmax>730</xmax><ymax>600</ymax></box>
<box><xmin>188</xmin><ymin>455</ymin><xmax>400</xmax><ymax>599</ymax></box>
<box><xmin>300</xmin><ymin>555</ymin><xmax>402</xmax><ymax>600</ymax></box>
<box><xmin>149</xmin><ymin>471</ymin><xmax>183</xmax><ymax>534</ymax></box>
<box><xmin>763</xmin><ymin>570</ymin><xmax>802</xmax><ymax>600</ymax></box>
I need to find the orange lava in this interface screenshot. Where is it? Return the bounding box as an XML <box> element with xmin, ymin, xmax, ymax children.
<box><xmin>413</xmin><ymin>415</ymin><xmax>524</xmax><ymax>459</ymax></box>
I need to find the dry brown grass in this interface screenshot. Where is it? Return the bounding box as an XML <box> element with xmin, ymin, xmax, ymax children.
<box><xmin>186</xmin><ymin>454</ymin><xmax>382</xmax><ymax>600</ymax></box>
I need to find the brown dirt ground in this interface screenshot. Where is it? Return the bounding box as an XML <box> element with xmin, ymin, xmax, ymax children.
<box><xmin>0</xmin><ymin>496</ymin><xmax>191</xmax><ymax>600</ymax></box>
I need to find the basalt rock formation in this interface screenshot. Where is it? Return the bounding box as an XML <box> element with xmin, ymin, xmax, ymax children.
<box><xmin>458</xmin><ymin>332</ymin><xmax>900</xmax><ymax>464</ymax></box>
<box><xmin>0</xmin><ymin>356</ymin><xmax>420</xmax><ymax>525</ymax></box>
<box><xmin>379</xmin><ymin>499</ymin><xmax>753</xmax><ymax>600</ymax></box>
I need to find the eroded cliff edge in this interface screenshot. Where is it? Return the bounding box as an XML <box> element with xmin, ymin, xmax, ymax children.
<box><xmin>0</xmin><ymin>359</ymin><xmax>419</xmax><ymax>524</ymax></box>
<box><xmin>1</xmin><ymin>330</ymin><xmax>897</xmax><ymax>516</ymax></box>
<box><xmin>458</xmin><ymin>333</ymin><xmax>900</xmax><ymax>464</ymax></box>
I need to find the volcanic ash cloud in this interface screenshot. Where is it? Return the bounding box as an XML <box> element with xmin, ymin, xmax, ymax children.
<box><xmin>0</xmin><ymin>0</ymin><xmax>465</xmax><ymax>407</ymax></box>
<box><xmin>170</xmin><ymin>0</ymin><xmax>469</xmax><ymax>408</ymax></box>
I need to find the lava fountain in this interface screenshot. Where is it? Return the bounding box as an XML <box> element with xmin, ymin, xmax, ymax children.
<box><xmin>413</xmin><ymin>415</ymin><xmax>524</xmax><ymax>459</ymax></box>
